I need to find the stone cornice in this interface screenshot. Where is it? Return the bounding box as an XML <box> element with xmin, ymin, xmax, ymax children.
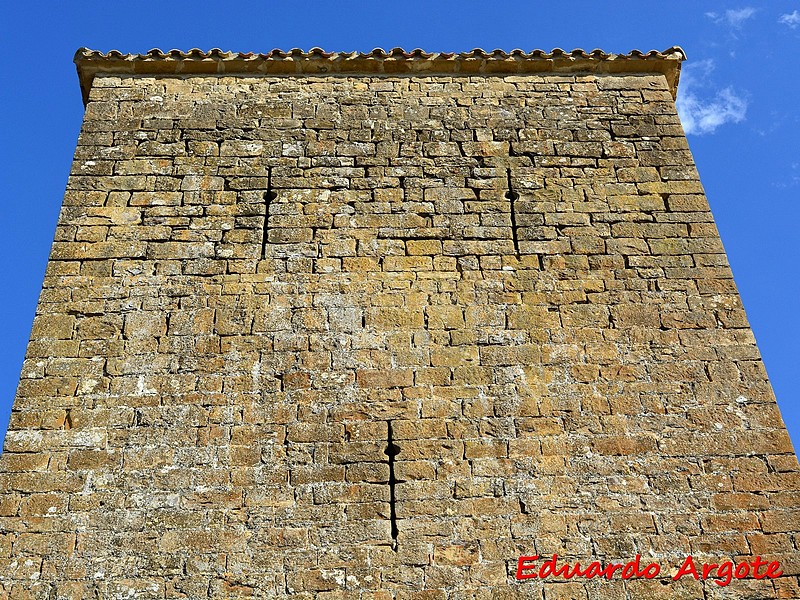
<box><xmin>74</xmin><ymin>47</ymin><xmax>686</xmax><ymax>105</ymax></box>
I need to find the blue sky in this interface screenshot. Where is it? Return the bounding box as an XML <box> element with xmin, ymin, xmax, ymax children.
<box><xmin>1</xmin><ymin>1</ymin><xmax>799</xmax><ymax>449</ymax></box>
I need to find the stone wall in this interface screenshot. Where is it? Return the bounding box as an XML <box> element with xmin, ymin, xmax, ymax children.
<box><xmin>0</xmin><ymin>64</ymin><xmax>798</xmax><ymax>599</ymax></box>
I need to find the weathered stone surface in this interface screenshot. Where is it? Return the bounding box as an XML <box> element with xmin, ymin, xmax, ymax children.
<box><xmin>0</xmin><ymin>52</ymin><xmax>797</xmax><ymax>599</ymax></box>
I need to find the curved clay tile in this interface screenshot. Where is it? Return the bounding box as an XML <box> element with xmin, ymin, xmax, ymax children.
<box><xmin>73</xmin><ymin>46</ymin><xmax>686</xmax><ymax>104</ymax></box>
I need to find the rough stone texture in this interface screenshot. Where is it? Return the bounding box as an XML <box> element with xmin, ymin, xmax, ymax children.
<box><xmin>0</xmin><ymin>61</ymin><xmax>799</xmax><ymax>599</ymax></box>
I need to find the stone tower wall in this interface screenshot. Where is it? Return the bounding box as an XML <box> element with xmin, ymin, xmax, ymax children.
<box><xmin>0</xmin><ymin>50</ymin><xmax>798</xmax><ymax>599</ymax></box>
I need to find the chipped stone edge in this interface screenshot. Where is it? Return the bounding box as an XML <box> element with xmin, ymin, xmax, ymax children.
<box><xmin>74</xmin><ymin>47</ymin><xmax>686</xmax><ymax>105</ymax></box>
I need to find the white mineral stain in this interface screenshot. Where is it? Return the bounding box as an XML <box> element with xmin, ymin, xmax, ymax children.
<box><xmin>134</xmin><ymin>374</ymin><xmax>157</xmax><ymax>396</ymax></box>
<box><xmin>78</xmin><ymin>378</ymin><xmax>99</xmax><ymax>394</ymax></box>
<box><xmin>72</xmin><ymin>430</ymin><xmax>106</xmax><ymax>447</ymax></box>
<box><xmin>6</xmin><ymin>430</ymin><xmax>42</xmax><ymax>445</ymax></box>
<box><xmin>320</xmin><ymin>569</ymin><xmax>346</xmax><ymax>587</ymax></box>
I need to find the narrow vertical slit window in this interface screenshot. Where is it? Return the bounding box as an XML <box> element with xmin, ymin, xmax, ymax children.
<box><xmin>384</xmin><ymin>420</ymin><xmax>402</xmax><ymax>551</ymax></box>
<box><xmin>261</xmin><ymin>167</ymin><xmax>276</xmax><ymax>259</ymax></box>
<box><xmin>505</xmin><ymin>167</ymin><xmax>520</xmax><ymax>256</ymax></box>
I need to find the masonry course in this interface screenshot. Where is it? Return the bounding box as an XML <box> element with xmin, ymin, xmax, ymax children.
<box><xmin>0</xmin><ymin>47</ymin><xmax>797</xmax><ymax>599</ymax></box>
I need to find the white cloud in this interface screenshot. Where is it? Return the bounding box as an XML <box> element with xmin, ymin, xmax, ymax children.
<box><xmin>779</xmin><ymin>11</ymin><xmax>800</xmax><ymax>28</ymax></box>
<box><xmin>727</xmin><ymin>7</ymin><xmax>757</xmax><ymax>26</ymax></box>
<box><xmin>678</xmin><ymin>89</ymin><xmax>748</xmax><ymax>135</ymax></box>
<box><xmin>685</xmin><ymin>58</ymin><xmax>716</xmax><ymax>78</ymax></box>
<box><xmin>706</xmin><ymin>7</ymin><xmax>757</xmax><ymax>27</ymax></box>
<box><xmin>676</xmin><ymin>60</ymin><xmax>748</xmax><ymax>135</ymax></box>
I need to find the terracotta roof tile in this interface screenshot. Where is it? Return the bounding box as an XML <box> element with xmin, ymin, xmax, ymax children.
<box><xmin>74</xmin><ymin>47</ymin><xmax>685</xmax><ymax>104</ymax></box>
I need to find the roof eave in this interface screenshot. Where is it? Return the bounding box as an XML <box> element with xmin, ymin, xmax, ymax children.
<box><xmin>74</xmin><ymin>46</ymin><xmax>686</xmax><ymax>106</ymax></box>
